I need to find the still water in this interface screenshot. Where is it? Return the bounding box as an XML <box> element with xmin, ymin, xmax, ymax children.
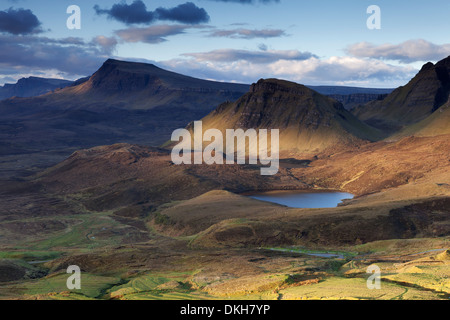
<box><xmin>247</xmin><ymin>190</ymin><xmax>354</xmax><ymax>209</ymax></box>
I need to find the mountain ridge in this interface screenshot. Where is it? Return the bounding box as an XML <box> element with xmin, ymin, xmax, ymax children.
<box><xmin>0</xmin><ymin>76</ymin><xmax>73</xmax><ymax>100</ymax></box>
<box><xmin>23</xmin><ymin>59</ymin><xmax>250</xmax><ymax>112</ymax></box>
<box><xmin>1</xmin><ymin>58</ymin><xmax>447</xmax><ymax>178</ymax></box>
<box><xmin>353</xmin><ymin>55</ymin><xmax>450</xmax><ymax>133</ymax></box>
<box><xmin>0</xmin><ymin>59</ymin><xmax>251</xmax><ymax>178</ymax></box>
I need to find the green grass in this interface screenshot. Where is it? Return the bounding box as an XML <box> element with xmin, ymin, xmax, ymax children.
<box><xmin>118</xmin><ymin>291</ymin><xmax>213</xmax><ymax>300</ymax></box>
<box><xmin>278</xmin><ymin>276</ymin><xmax>442</xmax><ymax>300</ymax></box>
<box><xmin>32</xmin><ymin>214</ymin><xmax>123</xmax><ymax>250</ymax></box>
<box><xmin>265</xmin><ymin>247</ymin><xmax>358</xmax><ymax>259</ymax></box>
<box><xmin>108</xmin><ymin>272</ymin><xmax>194</xmax><ymax>299</ymax></box>
<box><xmin>0</xmin><ymin>250</ymin><xmax>61</xmax><ymax>261</ymax></box>
<box><xmin>353</xmin><ymin>238</ymin><xmax>450</xmax><ymax>255</ymax></box>
<box><xmin>9</xmin><ymin>272</ymin><xmax>121</xmax><ymax>299</ymax></box>
<box><xmin>383</xmin><ymin>269</ymin><xmax>450</xmax><ymax>295</ymax></box>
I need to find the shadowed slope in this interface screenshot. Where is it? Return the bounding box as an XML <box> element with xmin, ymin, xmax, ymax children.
<box><xmin>353</xmin><ymin>56</ymin><xmax>450</xmax><ymax>133</ymax></box>
<box><xmin>0</xmin><ymin>59</ymin><xmax>249</xmax><ymax>178</ymax></box>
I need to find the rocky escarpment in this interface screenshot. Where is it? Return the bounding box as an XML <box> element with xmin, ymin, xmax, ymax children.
<box><xmin>353</xmin><ymin>56</ymin><xmax>450</xmax><ymax>133</ymax></box>
<box><xmin>0</xmin><ymin>77</ymin><xmax>73</xmax><ymax>100</ymax></box>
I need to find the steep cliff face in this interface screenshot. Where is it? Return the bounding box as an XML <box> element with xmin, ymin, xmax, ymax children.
<box><xmin>330</xmin><ymin>93</ymin><xmax>388</xmax><ymax>110</ymax></box>
<box><xmin>353</xmin><ymin>56</ymin><xmax>450</xmax><ymax>133</ymax></box>
<box><xmin>88</xmin><ymin>62</ymin><xmax>163</xmax><ymax>93</ymax></box>
<box><xmin>0</xmin><ymin>77</ymin><xmax>72</xmax><ymax>100</ymax></box>
<box><xmin>195</xmin><ymin>79</ymin><xmax>382</xmax><ymax>154</ymax></box>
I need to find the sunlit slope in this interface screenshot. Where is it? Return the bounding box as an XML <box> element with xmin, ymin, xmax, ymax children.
<box><xmin>389</xmin><ymin>102</ymin><xmax>450</xmax><ymax>139</ymax></box>
<box><xmin>194</xmin><ymin>79</ymin><xmax>383</xmax><ymax>154</ymax></box>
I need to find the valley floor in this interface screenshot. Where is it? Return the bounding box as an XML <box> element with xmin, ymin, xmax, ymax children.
<box><xmin>0</xmin><ymin>237</ymin><xmax>449</xmax><ymax>300</ymax></box>
<box><xmin>0</xmin><ymin>135</ymin><xmax>449</xmax><ymax>300</ymax></box>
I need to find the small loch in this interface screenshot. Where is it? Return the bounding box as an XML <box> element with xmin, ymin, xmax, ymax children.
<box><xmin>246</xmin><ymin>190</ymin><xmax>354</xmax><ymax>209</ymax></box>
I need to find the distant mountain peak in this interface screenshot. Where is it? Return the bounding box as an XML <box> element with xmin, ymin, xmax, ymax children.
<box><xmin>0</xmin><ymin>76</ymin><xmax>73</xmax><ymax>100</ymax></box>
<box><xmin>0</xmin><ymin>59</ymin><xmax>250</xmax><ymax>158</ymax></box>
<box><xmin>85</xmin><ymin>58</ymin><xmax>250</xmax><ymax>95</ymax></box>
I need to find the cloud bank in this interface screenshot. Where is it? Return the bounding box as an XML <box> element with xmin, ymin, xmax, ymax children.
<box><xmin>162</xmin><ymin>49</ymin><xmax>416</xmax><ymax>87</ymax></box>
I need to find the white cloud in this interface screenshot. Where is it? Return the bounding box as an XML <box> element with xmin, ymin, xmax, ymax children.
<box><xmin>346</xmin><ymin>39</ymin><xmax>450</xmax><ymax>63</ymax></box>
<box><xmin>160</xmin><ymin>51</ymin><xmax>417</xmax><ymax>87</ymax></box>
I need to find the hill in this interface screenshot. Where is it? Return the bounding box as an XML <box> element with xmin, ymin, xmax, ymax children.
<box><xmin>353</xmin><ymin>56</ymin><xmax>450</xmax><ymax>133</ymax></box>
<box><xmin>191</xmin><ymin>79</ymin><xmax>383</xmax><ymax>155</ymax></box>
<box><xmin>42</xmin><ymin>59</ymin><xmax>249</xmax><ymax>112</ymax></box>
<box><xmin>0</xmin><ymin>59</ymin><xmax>249</xmax><ymax>178</ymax></box>
<box><xmin>0</xmin><ymin>59</ymin><xmax>248</xmax><ymax>147</ymax></box>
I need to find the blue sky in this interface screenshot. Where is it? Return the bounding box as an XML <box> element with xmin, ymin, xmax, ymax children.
<box><xmin>1</xmin><ymin>0</ymin><xmax>450</xmax><ymax>87</ymax></box>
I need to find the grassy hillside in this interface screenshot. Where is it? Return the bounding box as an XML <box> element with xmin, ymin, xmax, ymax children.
<box><xmin>389</xmin><ymin>103</ymin><xmax>450</xmax><ymax>139</ymax></box>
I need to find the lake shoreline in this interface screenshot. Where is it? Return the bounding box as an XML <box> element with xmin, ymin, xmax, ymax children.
<box><xmin>244</xmin><ymin>190</ymin><xmax>355</xmax><ymax>209</ymax></box>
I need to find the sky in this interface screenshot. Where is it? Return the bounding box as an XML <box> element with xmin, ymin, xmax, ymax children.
<box><xmin>1</xmin><ymin>0</ymin><xmax>450</xmax><ymax>88</ymax></box>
